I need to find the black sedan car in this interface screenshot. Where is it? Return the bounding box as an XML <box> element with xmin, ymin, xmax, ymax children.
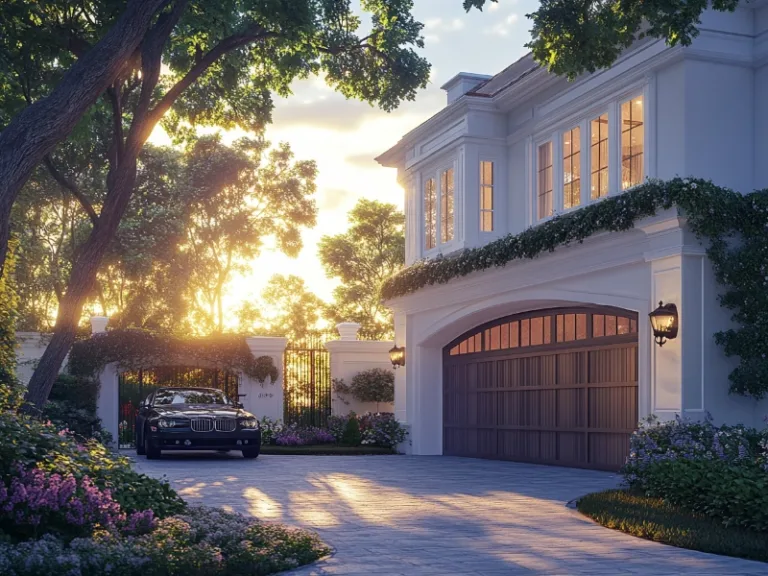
<box><xmin>135</xmin><ymin>387</ymin><xmax>261</xmax><ymax>459</ymax></box>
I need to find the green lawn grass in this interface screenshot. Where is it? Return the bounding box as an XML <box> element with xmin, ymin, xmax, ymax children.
<box><xmin>577</xmin><ymin>489</ymin><xmax>768</xmax><ymax>563</ymax></box>
<box><xmin>260</xmin><ymin>444</ymin><xmax>395</xmax><ymax>455</ymax></box>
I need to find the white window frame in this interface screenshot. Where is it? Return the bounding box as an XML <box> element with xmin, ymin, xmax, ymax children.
<box><xmin>479</xmin><ymin>159</ymin><xmax>495</xmax><ymax>233</ymax></box>
<box><xmin>528</xmin><ymin>79</ymin><xmax>653</xmax><ymax>226</ymax></box>
<box><xmin>534</xmin><ymin>137</ymin><xmax>555</xmax><ymax>222</ymax></box>
<box><xmin>420</xmin><ymin>157</ymin><xmax>458</xmax><ymax>256</ymax></box>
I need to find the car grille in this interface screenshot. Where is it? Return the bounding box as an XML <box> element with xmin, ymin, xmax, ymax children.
<box><xmin>215</xmin><ymin>418</ymin><xmax>236</xmax><ymax>432</ymax></box>
<box><xmin>190</xmin><ymin>417</ymin><xmax>214</xmax><ymax>432</ymax></box>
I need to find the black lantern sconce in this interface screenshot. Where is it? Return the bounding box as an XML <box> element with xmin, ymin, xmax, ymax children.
<box><xmin>648</xmin><ymin>301</ymin><xmax>679</xmax><ymax>347</ymax></box>
<box><xmin>389</xmin><ymin>344</ymin><xmax>405</xmax><ymax>368</ymax></box>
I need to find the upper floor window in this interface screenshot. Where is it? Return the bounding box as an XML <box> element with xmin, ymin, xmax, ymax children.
<box><xmin>424</xmin><ymin>178</ymin><xmax>437</xmax><ymax>250</ymax></box>
<box><xmin>563</xmin><ymin>127</ymin><xmax>580</xmax><ymax>209</ymax></box>
<box><xmin>480</xmin><ymin>161</ymin><xmax>494</xmax><ymax>232</ymax></box>
<box><xmin>590</xmin><ymin>114</ymin><xmax>609</xmax><ymax>200</ymax></box>
<box><xmin>537</xmin><ymin>142</ymin><xmax>553</xmax><ymax>220</ymax></box>
<box><xmin>621</xmin><ymin>95</ymin><xmax>644</xmax><ymax>190</ymax></box>
<box><xmin>440</xmin><ymin>168</ymin><xmax>454</xmax><ymax>243</ymax></box>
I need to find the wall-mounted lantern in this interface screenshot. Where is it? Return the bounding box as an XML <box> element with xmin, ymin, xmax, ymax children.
<box><xmin>648</xmin><ymin>301</ymin><xmax>679</xmax><ymax>347</ymax></box>
<box><xmin>389</xmin><ymin>344</ymin><xmax>406</xmax><ymax>368</ymax></box>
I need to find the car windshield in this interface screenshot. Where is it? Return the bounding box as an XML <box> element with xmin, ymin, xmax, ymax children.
<box><xmin>152</xmin><ymin>389</ymin><xmax>232</xmax><ymax>406</ymax></box>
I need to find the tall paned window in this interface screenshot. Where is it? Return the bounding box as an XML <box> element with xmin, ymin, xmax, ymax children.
<box><xmin>424</xmin><ymin>178</ymin><xmax>437</xmax><ymax>250</ymax></box>
<box><xmin>537</xmin><ymin>142</ymin><xmax>553</xmax><ymax>219</ymax></box>
<box><xmin>621</xmin><ymin>95</ymin><xmax>644</xmax><ymax>190</ymax></box>
<box><xmin>562</xmin><ymin>127</ymin><xmax>581</xmax><ymax>209</ymax></box>
<box><xmin>440</xmin><ymin>168</ymin><xmax>454</xmax><ymax>243</ymax></box>
<box><xmin>480</xmin><ymin>161</ymin><xmax>494</xmax><ymax>232</ymax></box>
<box><xmin>590</xmin><ymin>114</ymin><xmax>609</xmax><ymax>200</ymax></box>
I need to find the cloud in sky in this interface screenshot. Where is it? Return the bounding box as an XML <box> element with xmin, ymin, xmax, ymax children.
<box><xmin>487</xmin><ymin>13</ymin><xmax>521</xmax><ymax>36</ymax></box>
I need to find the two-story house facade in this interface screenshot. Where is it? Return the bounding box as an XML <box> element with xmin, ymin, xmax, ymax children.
<box><xmin>377</xmin><ymin>6</ymin><xmax>768</xmax><ymax>470</ymax></box>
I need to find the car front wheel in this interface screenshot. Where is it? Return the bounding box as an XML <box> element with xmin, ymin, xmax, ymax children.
<box><xmin>242</xmin><ymin>447</ymin><xmax>260</xmax><ymax>459</ymax></box>
<box><xmin>144</xmin><ymin>428</ymin><xmax>161</xmax><ymax>460</ymax></box>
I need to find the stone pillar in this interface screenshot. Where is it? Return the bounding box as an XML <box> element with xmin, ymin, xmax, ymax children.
<box><xmin>244</xmin><ymin>336</ymin><xmax>287</xmax><ymax>421</ymax></box>
<box><xmin>90</xmin><ymin>316</ymin><xmax>108</xmax><ymax>334</ymax></box>
<box><xmin>336</xmin><ymin>322</ymin><xmax>361</xmax><ymax>341</ymax></box>
<box><xmin>97</xmin><ymin>363</ymin><xmax>120</xmax><ymax>447</ymax></box>
<box><xmin>325</xmin><ymin>328</ymin><xmax>395</xmax><ymax>416</ymax></box>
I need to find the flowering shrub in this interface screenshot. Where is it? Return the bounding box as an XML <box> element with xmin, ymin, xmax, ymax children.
<box><xmin>328</xmin><ymin>412</ymin><xmax>407</xmax><ymax>449</ymax></box>
<box><xmin>359</xmin><ymin>413</ymin><xmax>407</xmax><ymax>449</ymax></box>
<box><xmin>0</xmin><ymin>466</ymin><xmax>155</xmax><ymax>541</ymax></box>
<box><xmin>0</xmin><ymin>505</ymin><xmax>330</xmax><ymax>576</ymax></box>
<box><xmin>624</xmin><ymin>415</ymin><xmax>768</xmax><ymax>531</ymax></box>
<box><xmin>0</xmin><ymin>410</ymin><xmax>185</xmax><ymax>519</ymax></box>
<box><xmin>258</xmin><ymin>416</ymin><xmax>283</xmax><ymax>445</ymax></box>
<box><xmin>273</xmin><ymin>424</ymin><xmax>335</xmax><ymax>446</ymax></box>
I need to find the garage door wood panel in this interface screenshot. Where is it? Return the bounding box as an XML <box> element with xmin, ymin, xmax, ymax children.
<box><xmin>444</xmin><ymin>307</ymin><xmax>638</xmax><ymax>471</ymax></box>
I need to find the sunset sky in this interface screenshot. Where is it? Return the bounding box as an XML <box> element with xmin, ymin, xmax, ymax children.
<box><xmin>152</xmin><ymin>0</ymin><xmax>538</xmax><ymax>327</ymax></box>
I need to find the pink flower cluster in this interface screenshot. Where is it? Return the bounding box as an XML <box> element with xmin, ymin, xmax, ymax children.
<box><xmin>0</xmin><ymin>466</ymin><xmax>155</xmax><ymax>538</ymax></box>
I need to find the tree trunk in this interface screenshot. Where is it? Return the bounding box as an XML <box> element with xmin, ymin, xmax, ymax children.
<box><xmin>25</xmin><ymin>161</ymin><xmax>140</xmax><ymax>412</ymax></box>
<box><xmin>0</xmin><ymin>0</ymin><xmax>168</xmax><ymax>277</ymax></box>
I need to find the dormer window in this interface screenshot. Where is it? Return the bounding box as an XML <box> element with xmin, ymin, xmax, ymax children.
<box><xmin>440</xmin><ymin>168</ymin><xmax>455</xmax><ymax>243</ymax></box>
<box><xmin>424</xmin><ymin>177</ymin><xmax>437</xmax><ymax>250</ymax></box>
<box><xmin>480</xmin><ymin>161</ymin><xmax>494</xmax><ymax>232</ymax></box>
<box><xmin>621</xmin><ymin>95</ymin><xmax>644</xmax><ymax>190</ymax></box>
<box><xmin>537</xmin><ymin>141</ymin><xmax>553</xmax><ymax>220</ymax></box>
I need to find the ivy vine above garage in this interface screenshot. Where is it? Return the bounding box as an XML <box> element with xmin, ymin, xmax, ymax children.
<box><xmin>381</xmin><ymin>177</ymin><xmax>768</xmax><ymax>399</ymax></box>
<box><xmin>69</xmin><ymin>329</ymin><xmax>279</xmax><ymax>384</ymax></box>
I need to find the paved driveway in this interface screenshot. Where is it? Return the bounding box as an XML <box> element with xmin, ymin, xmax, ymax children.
<box><xmin>133</xmin><ymin>453</ymin><xmax>767</xmax><ymax>575</ymax></box>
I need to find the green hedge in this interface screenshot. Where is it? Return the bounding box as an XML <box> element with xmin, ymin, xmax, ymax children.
<box><xmin>578</xmin><ymin>489</ymin><xmax>768</xmax><ymax>563</ymax></box>
<box><xmin>640</xmin><ymin>458</ymin><xmax>768</xmax><ymax>532</ymax></box>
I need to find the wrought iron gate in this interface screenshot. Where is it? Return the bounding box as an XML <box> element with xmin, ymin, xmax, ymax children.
<box><xmin>118</xmin><ymin>366</ymin><xmax>240</xmax><ymax>448</ymax></box>
<box><xmin>283</xmin><ymin>333</ymin><xmax>332</xmax><ymax>427</ymax></box>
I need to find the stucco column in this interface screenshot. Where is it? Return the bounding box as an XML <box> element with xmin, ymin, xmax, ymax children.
<box><xmin>325</xmin><ymin>338</ymin><xmax>395</xmax><ymax>415</ymax></box>
<box><xmin>97</xmin><ymin>363</ymin><xmax>119</xmax><ymax>447</ymax></box>
<box><xmin>244</xmin><ymin>337</ymin><xmax>287</xmax><ymax>421</ymax></box>
<box><xmin>641</xmin><ymin>210</ymin><xmax>706</xmax><ymax>421</ymax></box>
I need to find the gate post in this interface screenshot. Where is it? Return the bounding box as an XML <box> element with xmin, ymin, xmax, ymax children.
<box><xmin>325</xmin><ymin>323</ymin><xmax>395</xmax><ymax>416</ymax></box>
<box><xmin>244</xmin><ymin>337</ymin><xmax>287</xmax><ymax>422</ymax></box>
<box><xmin>96</xmin><ymin>362</ymin><xmax>119</xmax><ymax>447</ymax></box>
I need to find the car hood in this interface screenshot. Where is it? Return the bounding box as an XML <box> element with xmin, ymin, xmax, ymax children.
<box><xmin>153</xmin><ymin>404</ymin><xmax>253</xmax><ymax>419</ymax></box>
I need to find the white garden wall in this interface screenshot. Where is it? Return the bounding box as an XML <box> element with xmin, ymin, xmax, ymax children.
<box><xmin>325</xmin><ymin>322</ymin><xmax>395</xmax><ymax>416</ymax></box>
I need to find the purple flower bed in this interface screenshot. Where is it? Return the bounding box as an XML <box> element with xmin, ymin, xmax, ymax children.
<box><xmin>274</xmin><ymin>425</ymin><xmax>336</xmax><ymax>446</ymax></box>
<box><xmin>0</xmin><ymin>465</ymin><xmax>154</xmax><ymax>541</ymax></box>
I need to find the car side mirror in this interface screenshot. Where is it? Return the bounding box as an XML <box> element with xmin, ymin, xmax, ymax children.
<box><xmin>235</xmin><ymin>402</ymin><xmax>244</xmax><ymax>409</ymax></box>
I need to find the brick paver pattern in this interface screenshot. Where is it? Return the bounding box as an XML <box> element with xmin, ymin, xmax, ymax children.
<box><xmin>133</xmin><ymin>453</ymin><xmax>768</xmax><ymax>575</ymax></box>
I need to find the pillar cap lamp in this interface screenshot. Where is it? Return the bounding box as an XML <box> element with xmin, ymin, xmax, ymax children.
<box><xmin>389</xmin><ymin>344</ymin><xmax>405</xmax><ymax>368</ymax></box>
<box><xmin>648</xmin><ymin>301</ymin><xmax>678</xmax><ymax>347</ymax></box>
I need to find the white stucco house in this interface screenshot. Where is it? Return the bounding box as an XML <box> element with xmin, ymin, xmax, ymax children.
<box><xmin>377</xmin><ymin>7</ymin><xmax>768</xmax><ymax>470</ymax></box>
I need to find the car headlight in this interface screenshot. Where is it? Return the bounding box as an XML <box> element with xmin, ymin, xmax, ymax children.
<box><xmin>157</xmin><ymin>418</ymin><xmax>188</xmax><ymax>428</ymax></box>
<box><xmin>157</xmin><ymin>418</ymin><xmax>171</xmax><ymax>428</ymax></box>
<box><xmin>240</xmin><ymin>418</ymin><xmax>258</xmax><ymax>429</ymax></box>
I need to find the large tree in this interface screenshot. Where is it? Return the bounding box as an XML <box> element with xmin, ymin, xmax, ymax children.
<box><xmin>183</xmin><ymin>137</ymin><xmax>317</xmax><ymax>334</ymax></box>
<box><xmin>15</xmin><ymin>0</ymin><xmax>435</xmax><ymax>411</ymax></box>
<box><xmin>0</xmin><ymin>0</ymin><xmax>169</xmax><ymax>275</ymax></box>
<box><xmin>238</xmin><ymin>274</ymin><xmax>326</xmax><ymax>340</ymax></box>
<box><xmin>470</xmin><ymin>0</ymin><xmax>741</xmax><ymax>79</ymax></box>
<box><xmin>319</xmin><ymin>199</ymin><xmax>404</xmax><ymax>340</ymax></box>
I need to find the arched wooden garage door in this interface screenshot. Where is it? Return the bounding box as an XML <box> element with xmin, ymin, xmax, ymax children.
<box><xmin>443</xmin><ymin>307</ymin><xmax>638</xmax><ymax>471</ymax></box>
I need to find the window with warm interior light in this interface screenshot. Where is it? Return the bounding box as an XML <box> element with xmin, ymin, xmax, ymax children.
<box><xmin>537</xmin><ymin>141</ymin><xmax>553</xmax><ymax>220</ymax></box>
<box><xmin>440</xmin><ymin>167</ymin><xmax>454</xmax><ymax>243</ymax></box>
<box><xmin>562</xmin><ymin>127</ymin><xmax>581</xmax><ymax>209</ymax></box>
<box><xmin>424</xmin><ymin>177</ymin><xmax>436</xmax><ymax>250</ymax></box>
<box><xmin>621</xmin><ymin>95</ymin><xmax>644</xmax><ymax>190</ymax></box>
<box><xmin>480</xmin><ymin>161</ymin><xmax>494</xmax><ymax>232</ymax></box>
<box><xmin>590</xmin><ymin>114</ymin><xmax>609</xmax><ymax>200</ymax></box>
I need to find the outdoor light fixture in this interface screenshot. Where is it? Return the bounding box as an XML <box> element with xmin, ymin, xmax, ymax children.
<box><xmin>389</xmin><ymin>344</ymin><xmax>405</xmax><ymax>368</ymax></box>
<box><xmin>648</xmin><ymin>301</ymin><xmax>679</xmax><ymax>347</ymax></box>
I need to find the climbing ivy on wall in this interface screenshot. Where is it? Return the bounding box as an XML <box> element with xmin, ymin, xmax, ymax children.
<box><xmin>68</xmin><ymin>329</ymin><xmax>279</xmax><ymax>384</ymax></box>
<box><xmin>381</xmin><ymin>177</ymin><xmax>768</xmax><ymax>399</ymax></box>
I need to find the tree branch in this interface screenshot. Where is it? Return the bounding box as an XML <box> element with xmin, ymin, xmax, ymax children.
<box><xmin>43</xmin><ymin>155</ymin><xmax>99</xmax><ymax>225</ymax></box>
